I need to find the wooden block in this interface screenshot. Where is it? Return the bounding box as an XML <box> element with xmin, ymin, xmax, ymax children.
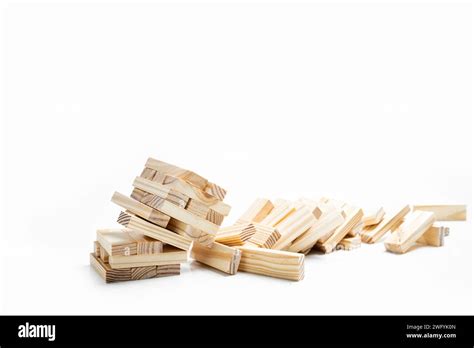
<box><xmin>166</xmin><ymin>218</ymin><xmax>214</xmax><ymax>247</ymax></box>
<box><xmin>237</xmin><ymin>246</ymin><xmax>304</xmax><ymax>281</ymax></box>
<box><xmin>94</xmin><ymin>241</ymin><xmax>100</xmax><ymax>257</ymax></box>
<box><xmin>206</xmin><ymin>209</ymin><xmax>225</xmax><ymax>226</ymax></box>
<box><xmin>215</xmin><ymin>223</ymin><xmax>256</xmax><ymax>246</ymax></box>
<box><xmin>246</xmin><ymin>224</ymin><xmax>281</xmax><ymax>249</ymax></box>
<box><xmin>90</xmin><ymin>253</ymin><xmax>180</xmax><ymax>283</ymax></box>
<box><xmin>191</xmin><ymin>241</ymin><xmax>241</xmax><ymax>275</ymax></box>
<box><xmin>343</xmin><ymin>205</ymin><xmax>362</xmax><ymax>237</ymax></box>
<box><xmin>287</xmin><ymin>210</ymin><xmax>345</xmax><ymax>253</ymax></box>
<box><xmin>111</xmin><ymin>192</ymin><xmax>171</xmax><ymax>228</ymax></box>
<box><xmin>347</xmin><ymin>220</ymin><xmax>364</xmax><ymax>237</ymax></box>
<box><xmin>99</xmin><ymin>245</ymin><xmax>109</xmax><ymax>263</ymax></box>
<box><xmin>315</xmin><ymin>207</ymin><xmax>363</xmax><ymax>253</ymax></box>
<box><xmin>96</xmin><ymin>228</ymin><xmax>138</xmax><ymax>256</ymax></box>
<box><xmin>132</xmin><ymin>181</ymin><xmax>188</xmax><ymax>209</ymax></box>
<box><xmin>360</xmin><ymin>205</ymin><xmax>410</xmax><ymax>244</ymax></box>
<box><xmin>109</xmin><ymin>245</ymin><xmax>188</xmax><ymax>269</ymax></box>
<box><xmin>146</xmin><ymin>157</ymin><xmax>209</xmax><ymax>190</ymax></box>
<box><xmin>313</xmin><ymin>202</ymin><xmax>338</xmax><ymax>219</ymax></box>
<box><xmin>128</xmin><ymin>189</ymin><xmax>220</xmax><ymax>237</ymax></box>
<box><xmin>204</xmin><ymin>181</ymin><xmax>227</xmax><ymax>200</ymax></box>
<box><xmin>385</xmin><ymin>211</ymin><xmax>436</xmax><ymax>254</ymax></box>
<box><xmin>412</xmin><ymin>205</ymin><xmax>466</xmax><ymax>221</ymax></box>
<box><xmin>295</xmin><ymin>197</ymin><xmax>320</xmax><ymax>215</ymax></box>
<box><xmin>259</xmin><ymin>203</ymin><xmax>296</xmax><ymax>227</ymax></box>
<box><xmin>362</xmin><ymin>207</ymin><xmax>385</xmax><ymax>226</ymax></box>
<box><xmin>336</xmin><ymin>235</ymin><xmax>361</xmax><ymax>251</ymax></box>
<box><xmin>117</xmin><ymin>211</ymin><xmax>193</xmax><ymax>251</ymax></box>
<box><xmin>416</xmin><ymin>224</ymin><xmax>446</xmax><ymax>247</ymax></box>
<box><xmin>185</xmin><ymin>198</ymin><xmax>210</xmax><ymax>219</ymax></box>
<box><xmin>236</xmin><ymin>198</ymin><xmax>274</xmax><ymax>224</ymax></box>
<box><xmin>271</xmin><ymin>207</ymin><xmax>318</xmax><ymax>250</ymax></box>
<box><xmin>135</xmin><ymin>176</ymin><xmax>231</xmax><ymax>216</ymax></box>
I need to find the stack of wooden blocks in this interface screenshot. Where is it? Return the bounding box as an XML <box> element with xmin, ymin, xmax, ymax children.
<box><xmin>90</xmin><ymin>157</ymin><xmax>467</xmax><ymax>283</ymax></box>
<box><xmin>90</xmin><ymin>157</ymin><xmax>235</xmax><ymax>283</ymax></box>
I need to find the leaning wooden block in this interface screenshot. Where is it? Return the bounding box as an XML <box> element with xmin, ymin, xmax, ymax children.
<box><xmin>412</xmin><ymin>205</ymin><xmax>466</xmax><ymax>221</ymax></box>
<box><xmin>167</xmin><ymin>218</ymin><xmax>214</xmax><ymax>247</ymax></box>
<box><xmin>215</xmin><ymin>223</ymin><xmax>256</xmax><ymax>246</ymax></box>
<box><xmin>132</xmin><ymin>178</ymin><xmax>189</xmax><ymax>208</ymax></box>
<box><xmin>384</xmin><ymin>211</ymin><xmax>436</xmax><ymax>254</ymax></box>
<box><xmin>237</xmin><ymin>246</ymin><xmax>304</xmax><ymax>281</ymax></box>
<box><xmin>416</xmin><ymin>224</ymin><xmax>447</xmax><ymax>247</ymax></box>
<box><xmin>336</xmin><ymin>235</ymin><xmax>361</xmax><ymax>251</ymax></box>
<box><xmin>316</xmin><ymin>207</ymin><xmax>363</xmax><ymax>253</ymax></box>
<box><xmin>361</xmin><ymin>205</ymin><xmax>410</xmax><ymax>244</ymax></box>
<box><xmin>135</xmin><ymin>176</ymin><xmax>231</xmax><ymax>216</ymax></box>
<box><xmin>246</xmin><ymin>224</ymin><xmax>281</xmax><ymax>249</ymax></box>
<box><xmin>236</xmin><ymin>198</ymin><xmax>274</xmax><ymax>224</ymax></box>
<box><xmin>108</xmin><ymin>245</ymin><xmax>188</xmax><ymax>269</ymax></box>
<box><xmin>111</xmin><ymin>192</ymin><xmax>171</xmax><ymax>228</ymax></box>
<box><xmin>344</xmin><ymin>205</ymin><xmax>363</xmax><ymax>237</ymax></box>
<box><xmin>287</xmin><ymin>210</ymin><xmax>345</xmax><ymax>253</ymax></box>
<box><xmin>204</xmin><ymin>181</ymin><xmax>227</xmax><ymax>200</ymax></box>
<box><xmin>117</xmin><ymin>211</ymin><xmax>193</xmax><ymax>251</ymax></box>
<box><xmin>191</xmin><ymin>241</ymin><xmax>241</xmax><ymax>275</ymax></box>
<box><xmin>90</xmin><ymin>253</ymin><xmax>180</xmax><ymax>283</ymax></box>
<box><xmin>271</xmin><ymin>206</ymin><xmax>317</xmax><ymax>250</ymax></box>
<box><xmin>97</xmin><ymin>229</ymin><xmax>163</xmax><ymax>256</ymax></box>
<box><xmin>259</xmin><ymin>202</ymin><xmax>295</xmax><ymax>227</ymax></box>
<box><xmin>362</xmin><ymin>207</ymin><xmax>385</xmax><ymax>226</ymax></box>
<box><xmin>146</xmin><ymin>157</ymin><xmax>209</xmax><ymax>190</ymax></box>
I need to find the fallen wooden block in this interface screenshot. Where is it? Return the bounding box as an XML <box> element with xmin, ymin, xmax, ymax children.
<box><xmin>313</xmin><ymin>201</ymin><xmax>338</xmax><ymax>219</ymax></box>
<box><xmin>344</xmin><ymin>205</ymin><xmax>363</xmax><ymax>237</ymax></box>
<box><xmin>117</xmin><ymin>211</ymin><xmax>193</xmax><ymax>251</ymax></box>
<box><xmin>287</xmin><ymin>210</ymin><xmax>345</xmax><ymax>253</ymax></box>
<box><xmin>416</xmin><ymin>224</ymin><xmax>447</xmax><ymax>247</ymax></box>
<box><xmin>191</xmin><ymin>241</ymin><xmax>241</xmax><ymax>275</ymax></box>
<box><xmin>384</xmin><ymin>211</ymin><xmax>436</xmax><ymax>254</ymax></box>
<box><xmin>412</xmin><ymin>205</ymin><xmax>466</xmax><ymax>221</ymax></box>
<box><xmin>132</xmin><ymin>177</ymin><xmax>189</xmax><ymax>208</ymax></box>
<box><xmin>237</xmin><ymin>246</ymin><xmax>304</xmax><ymax>281</ymax></box>
<box><xmin>336</xmin><ymin>235</ymin><xmax>361</xmax><ymax>251</ymax></box>
<box><xmin>90</xmin><ymin>253</ymin><xmax>180</xmax><ymax>283</ymax></box>
<box><xmin>111</xmin><ymin>192</ymin><xmax>170</xmax><ymax>228</ymax></box>
<box><xmin>259</xmin><ymin>202</ymin><xmax>295</xmax><ymax>227</ymax></box>
<box><xmin>316</xmin><ymin>207</ymin><xmax>363</xmax><ymax>253</ymax></box>
<box><xmin>246</xmin><ymin>224</ymin><xmax>281</xmax><ymax>248</ymax></box>
<box><xmin>96</xmin><ymin>228</ymin><xmax>163</xmax><ymax>257</ymax></box>
<box><xmin>236</xmin><ymin>198</ymin><xmax>274</xmax><ymax>224</ymax></box>
<box><xmin>361</xmin><ymin>205</ymin><xmax>410</xmax><ymax>244</ymax></box>
<box><xmin>271</xmin><ymin>206</ymin><xmax>317</xmax><ymax>250</ymax></box>
<box><xmin>135</xmin><ymin>176</ymin><xmax>231</xmax><ymax>216</ymax></box>
<box><xmin>108</xmin><ymin>245</ymin><xmax>188</xmax><ymax>269</ymax></box>
<box><xmin>361</xmin><ymin>207</ymin><xmax>385</xmax><ymax>226</ymax></box>
<box><xmin>215</xmin><ymin>223</ymin><xmax>255</xmax><ymax>246</ymax></box>
<box><xmin>167</xmin><ymin>218</ymin><xmax>214</xmax><ymax>247</ymax></box>
<box><xmin>146</xmin><ymin>157</ymin><xmax>209</xmax><ymax>191</ymax></box>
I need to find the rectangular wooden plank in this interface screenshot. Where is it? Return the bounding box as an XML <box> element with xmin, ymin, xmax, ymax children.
<box><xmin>191</xmin><ymin>241</ymin><xmax>241</xmax><ymax>275</ymax></box>
<box><xmin>96</xmin><ymin>228</ymin><xmax>138</xmax><ymax>256</ymax></box>
<box><xmin>259</xmin><ymin>202</ymin><xmax>295</xmax><ymax>227</ymax></box>
<box><xmin>361</xmin><ymin>205</ymin><xmax>410</xmax><ymax>244</ymax></box>
<box><xmin>117</xmin><ymin>211</ymin><xmax>193</xmax><ymax>251</ymax></box>
<box><xmin>416</xmin><ymin>224</ymin><xmax>446</xmax><ymax>247</ymax></box>
<box><xmin>206</xmin><ymin>209</ymin><xmax>225</xmax><ymax>226</ymax></box>
<box><xmin>236</xmin><ymin>198</ymin><xmax>274</xmax><ymax>224</ymax></box>
<box><xmin>412</xmin><ymin>205</ymin><xmax>466</xmax><ymax>221</ymax></box>
<box><xmin>185</xmin><ymin>198</ymin><xmax>210</xmax><ymax>219</ymax></box>
<box><xmin>237</xmin><ymin>246</ymin><xmax>304</xmax><ymax>281</ymax></box>
<box><xmin>336</xmin><ymin>235</ymin><xmax>361</xmax><ymax>251</ymax></box>
<box><xmin>271</xmin><ymin>206</ymin><xmax>318</xmax><ymax>250</ymax></box>
<box><xmin>111</xmin><ymin>191</ymin><xmax>170</xmax><ymax>228</ymax></box>
<box><xmin>146</xmin><ymin>157</ymin><xmax>209</xmax><ymax>190</ymax></box>
<box><xmin>316</xmin><ymin>207</ymin><xmax>363</xmax><ymax>253</ymax></box>
<box><xmin>385</xmin><ymin>211</ymin><xmax>436</xmax><ymax>253</ymax></box>
<box><xmin>166</xmin><ymin>217</ymin><xmax>214</xmax><ymax>247</ymax></box>
<box><xmin>362</xmin><ymin>207</ymin><xmax>385</xmax><ymax>226</ymax></box>
<box><xmin>287</xmin><ymin>210</ymin><xmax>345</xmax><ymax>253</ymax></box>
<box><xmin>215</xmin><ymin>223</ymin><xmax>256</xmax><ymax>246</ymax></box>
<box><xmin>135</xmin><ymin>176</ymin><xmax>231</xmax><ymax>216</ymax></box>
<box><xmin>204</xmin><ymin>181</ymin><xmax>227</xmax><ymax>200</ymax></box>
<box><xmin>131</xmin><ymin>186</ymin><xmax>188</xmax><ymax>209</ymax></box>
<box><xmin>109</xmin><ymin>245</ymin><xmax>188</xmax><ymax>269</ymax></box>
<box><xmin>246</xmin><ymin>224</ymin><xmax>281</xmax><ymax>249</ymax></box>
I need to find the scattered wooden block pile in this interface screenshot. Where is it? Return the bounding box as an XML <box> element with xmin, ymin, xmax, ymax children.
<box><xmin>91</xmin><ymin>157</ymin><xmax>233</xmax><ymax>283</ymax></box>
<box><xmin>90</xmin><ymin>157</ymin><xmax>467</xmax><ymax>283</ymax></box>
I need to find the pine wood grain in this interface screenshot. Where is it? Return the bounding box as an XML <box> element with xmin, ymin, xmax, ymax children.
<box><xmin>109</xmin><ymin>245</ymin><xmax>188</xmax><ymax>269</ymax></box>
<box><xmin>412</xmin><ymin>205</ymin><xmax>466</xmax><ymax>221</ymax></box>
<box><xmin>111</xmin><ymin>192</ymin><xmax>171</xmax><ymax>228</ymax></box>
<box><xmin>336</xmin><ymin>235</ymin><xmax>361</xmax><ymax>251</ymax></box>
<box><xmin>416</xmin><ymin>224</ymin><xmax>446</xmax><ymax>247</ymax></box>
<box><xmin>237</xmin><ymin>246</ymin><xmax>304</xmax><ymax>281</ymax></box>
<box><xmin>236</xmin><ymin>198</ymin><xmax>274</xmax><ymax>224</ymax></box>
<box><xmin>271</xmin><ymin>206</ymin><xmax>317</xmax><ymax>250</ymax></box>
<box><xmin>191</xmin><ymin>241</ymin><xmax>241</xmax><ymax>275</ymax></box>
<box><xmin>215</xmin><ymin>223</ymin><xmax>256</xmax><ymax>246</ymax></box>
<box><xmin>117</xmin><ymin>211</ymin><xmax>193</xmax><ymax>251</ymax></box>
<box><xmin>167</xmin><ymin>217</ymin><xmax>214</xmax><ymax>247</ymax></box>
<box><xmin>361</xmin><ymin>205</ymin><xmax>410</xmax><ymax>244</ymax></box>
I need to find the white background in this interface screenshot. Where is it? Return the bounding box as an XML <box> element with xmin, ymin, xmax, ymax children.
<box><xmin>0</xmin><ymin>0</ymin><xmax>472</xmax><ymax>314</ymax></box>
